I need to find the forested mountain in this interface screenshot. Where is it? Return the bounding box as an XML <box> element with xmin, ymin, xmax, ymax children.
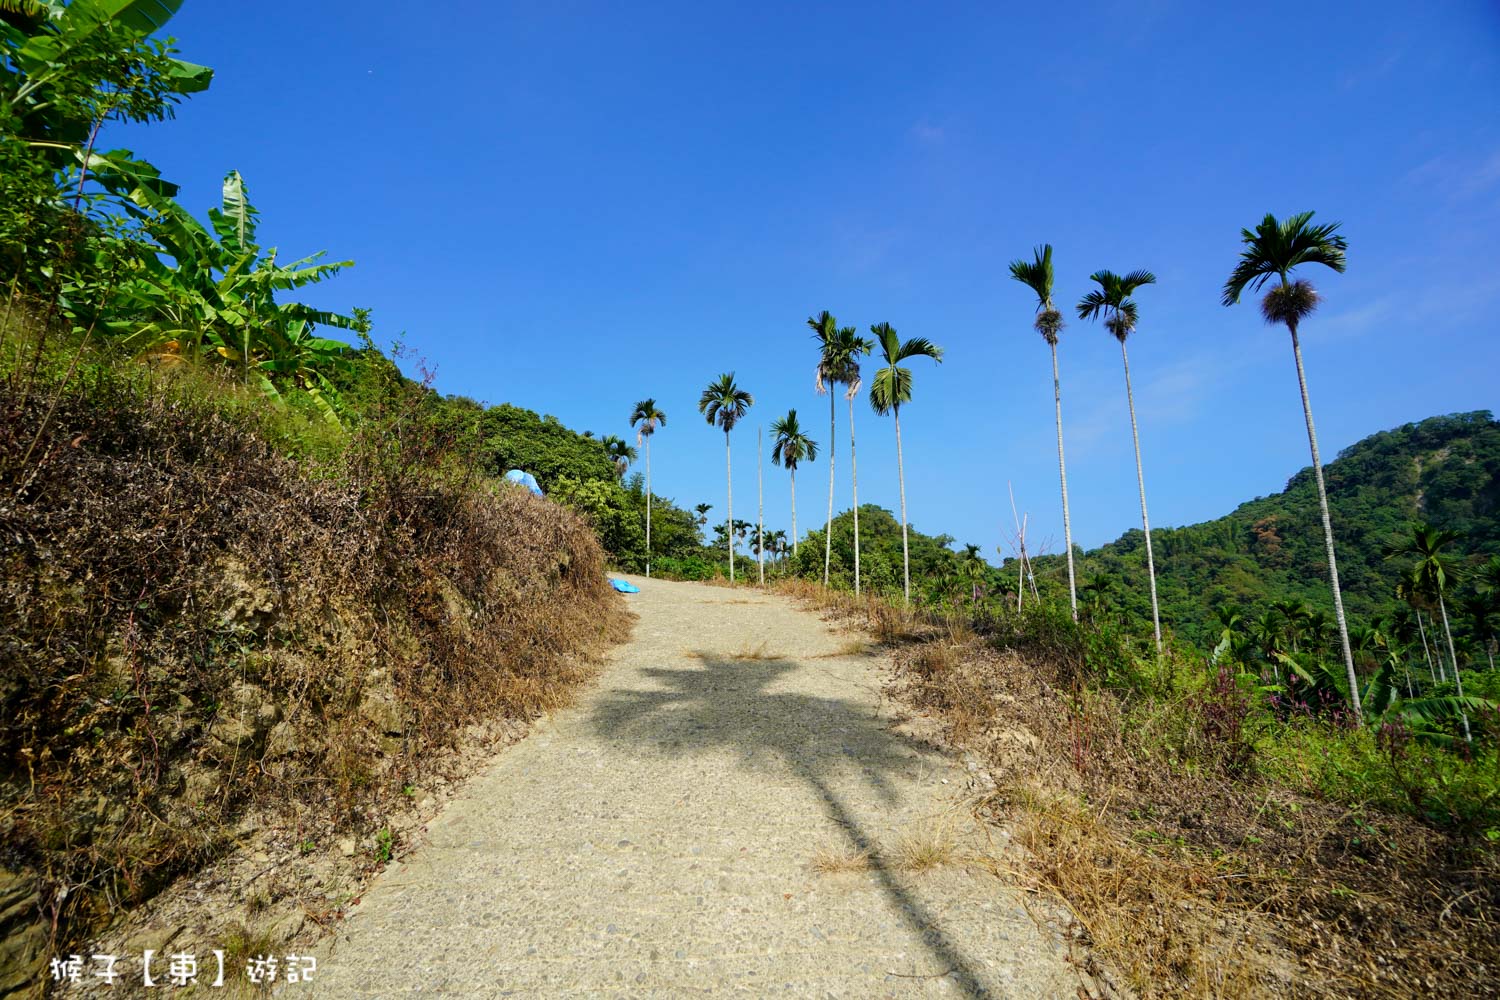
<box><xmin>1049</xmin><ymin>411</ymin><xmax>1500</xmax><ymax>645</ymax></box>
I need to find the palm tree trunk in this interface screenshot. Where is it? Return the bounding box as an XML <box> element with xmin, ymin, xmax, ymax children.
<box><xmin>824</xmin><ymin>391</ymin><xmax>835</xmax><ymax>587</ymax></box>
<box><xmin>1051</xmin><ymin>342</ymin><xmax>1078</xmax><ymax>621</ymax></box>
<box><xmin>790</xmin><ymin>468</ymin><xmax>798</xmax><ymax>558</ymax></box>
<box><xmin>1437</xmin><ymin>593</ymin><xmax>1472</xmax><ymax>743</ymax></box>
<box><xmin>0</xmin><ymin>273</ymin><xmax>19</xmax><ymax>353</ymax></box>
<box><xmin>645</xmin><ymin>438</ymin><xmax>652</xmax><ymax>579</ymax></box>
<box><xmin>725</xmin><ymin>430</ymin><xmax>735</xmax><ymax>584</ymax></box>
<box><xmin>894</xmin><ymin>406</ymin><xmax>910</xmax><ymax>604</ymax></box>
<box><xmin>1417</xmin><ymin>611</ymin><xmax>1441</xmax><ymax>683</ymax></box>
<box><xmin>1287</xmin><ymin>321</ymin><xmax>1361</xmax><ymax>721</ymax></box>
<box><xmin>757</xmin><ymin>426</ymin><xmax>765</xmax><ymax>587</ymax></box>
<box><xmin>1119</xmin><ymin>339</ymin><xmax>1162</xmax><ymax>652</ymax></box>
<box><xmin>849</xmin><ymin>394</ymin><xmax>861</xmax><ymax>597</ymax></box>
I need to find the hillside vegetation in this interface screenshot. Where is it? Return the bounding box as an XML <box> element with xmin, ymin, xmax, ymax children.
<box><xmin>1061</xmin><ymin>411</ymin><xmax>1500</xmax><ymax>645</ymax></box>
<box><xmin>0</xmin><ymin>331</ymin><xmax>630</xmax><ymax>990</ymax></box>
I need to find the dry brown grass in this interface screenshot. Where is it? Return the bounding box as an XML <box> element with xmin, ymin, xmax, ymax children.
<box><xmin>815</xmin><ymin>637</ymin><xmax>872</xmax><ymax>658</ymax></box>
<box><xmin>871</xmin><ymin>620</ymin><xmax>1500</xmax><ymax>998</ymax></box>
<box><xmin>891</xmin><ymin>827</ymin><xmax>960</xmax><ymax>873</ymax></box>
<box><xmin>1012</xmin><ymin>785</ymin><xmax>1280</xmax><ymax>999</ymax></box>
<box><xmin>0</xmin><ymin>360</ymin><xmax>631</xmax><ymax>964</ymax></box>
<box><xmin>810</xmin><ymin>843</ymin><xmax>873</xmax><ymax>874</ymax></box>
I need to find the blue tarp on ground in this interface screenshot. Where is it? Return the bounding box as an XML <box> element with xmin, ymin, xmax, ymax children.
<box><xmin>504</xmin><ymin>469</ymin><xmax>544</xmax><ymax>496</ymax></box>
<box><xmin>609</xmin><ymin>578</ymin><xmax>640</xmax><ymax>594</ymax></box>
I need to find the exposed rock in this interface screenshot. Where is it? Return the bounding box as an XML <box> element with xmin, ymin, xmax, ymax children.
<box><xmin>357</xmin><ymin>683</ymin><xmax>406</xmax><ymax>737</ymax></box>
<box><xmin>270</xmin><ymin>911</ymin><xmax>305</xmax><ymax>942</ymax></box>
<box><xmin>206</xmin><ymin>682</ymin><xmax>281</xmax><ymax>758</ymax></box>
<box><xmin>182</xmin><ymin>764</ymin><xmax>223</xmax><ymax>805</ymax></box>
<box><xmin>215</xmin><ymin>557</ymin><xmax>279</xmax><ymax>634</ymax></box>
<box><xmin>0</xmin><ymin>871</ymin><xmax>46</xmax><ymax>1000</ymax></box>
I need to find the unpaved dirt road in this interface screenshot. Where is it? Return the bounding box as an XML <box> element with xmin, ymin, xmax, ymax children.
<box><xmin>312</xmin><ymin>577</ymin><xmax>1075</xmax><ymax>998</ymax></box>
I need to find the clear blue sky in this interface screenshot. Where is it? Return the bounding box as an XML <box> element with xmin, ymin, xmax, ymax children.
<box><xmin>118</xmin><ymin>2</ymin><xmax>1500</xmax><ymax>560</ymax></box>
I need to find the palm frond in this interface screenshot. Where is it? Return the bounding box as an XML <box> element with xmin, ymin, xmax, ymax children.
<box><xmin>1008</xmin><ymin>243</ymin><xmax>1054</xmax><ymax>309</ymax></box>
<box><xmin>868</xmin><ymin>363</ymin><xmax>912</xmax><ymax>416</ymax></box>
<box><xmin>895</xmin><ymin>336</ymin><xmax>943</xmax><ymax>363</ymax></box>
<box><xmin>1076</xmin><ymin>289</ymin><xmax>1109</xmax><ymax>321</ymax></box>
<box><xmin>870</xmin><ymin>321</ymin><xmax>901</xmax><ymax>364</ymax></box>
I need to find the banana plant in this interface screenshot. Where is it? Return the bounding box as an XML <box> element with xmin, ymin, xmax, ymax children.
<box><xmin>1277</xmin><ymin>652</ymin><xmax>1492</xmax><ymax>745</ymax></box>
<box><xmin>115</xmin><ymin>170</ymin><xmax>356</xmax><ymax>418</ymax></box>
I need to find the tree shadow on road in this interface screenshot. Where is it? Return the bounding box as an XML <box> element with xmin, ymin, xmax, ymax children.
<box><xmin>588</xmin><ymin>652</ymin><xmax>1000</xmax><ymax>998</ymax></box>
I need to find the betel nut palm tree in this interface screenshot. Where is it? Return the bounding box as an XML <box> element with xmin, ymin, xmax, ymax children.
<box><xmin>1387</xmin><ymin>523</ymin><xmax>1471</xmax><ymax>742</ymax></box>
<box><xmin>808</xmin><ymin>311</ymin><xmax>867</xmax><ymax>588</ymax></box>
<box><xmin>698</xmin><ymin>373</ymin><xmax>753</xmax><ymax>583</ymax></box>
<box><xmin>1009</xmin><ymin>243</ymin><xmax>1078</xmax><ymax>620</ymax></box>
<box><xmin>867</xmin><ymin>322</ymin><xmax>943</xmax><ymax>604</ymax></box>
<box><xmin>1222</xmin><ymin>211</ymin><xmax>1362</xmax><ymax>720</ymax></box>
<box><xmin>770</xmin><ymin>409</ymin><xmax>818</xmax><ymax>558</ymax></box>
<box><xmin>629</xmin><ymin>398</ymin><xmax>666</xmax><ymax>577</ymax></box>
<box><xmin>1078</xmin><ymin>269</ymin><xmax>1163</xmax><ymax>652</ymax></box>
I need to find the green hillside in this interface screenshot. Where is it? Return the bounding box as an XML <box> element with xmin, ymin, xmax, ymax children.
<box><xmin>1050</xmin><ymin>411</ymin><xmax>1500</xmax><ymax>646</ymax></box>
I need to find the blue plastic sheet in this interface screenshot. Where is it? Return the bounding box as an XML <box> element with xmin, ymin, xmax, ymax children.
<box><xmin>503</xmin><ymin>469</ymin><xmax>544</xmax><ymax>496</ymax></box>
<box><xmin>609</xmin><ymin>578</ymin><xmax>640</xmax><ymax>594</ymax></box>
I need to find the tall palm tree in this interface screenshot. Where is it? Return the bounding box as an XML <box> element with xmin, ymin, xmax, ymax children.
<box><xmin>809</xmin><ymin>312</ymin><xmax>869</xmax><ymax>590</ymax></box>
<box><xmin>1480</xmin><ymin>556</ymin><xmax>1500</xmax><ymax>596</ymax></box>
<box><xmin>1387</xmin><ymin>523</ymin><xmax>1470</xmax><ymax>742</ymax></box>
<box><xmin>841</xmin><ymin>330</ymin><xmax>874</xmax><ymax>595</ymax></box>
<box><xmin>629</xmin><ymin>398</ymin><xmax>666</xmax><ymax>578</ymax></box>
<box><xmin>757</xmin><ymin>426</ymin><xmax>765</xmax><ymax>586</ymax></box>
<box><xmin>1078</xmin><ymin>268</ymin><xmax>1162</xmax><ymax>652</ymax></box>
<box><xmin>1222</xmin><ymin>211</ymin><xmax>1360</xmax><ymax>720</ymax></box>
<box><xmin>770</xmin><ymin>409</ymin><xmax>818</xmax><ymax>558</ymax></box>
<box><xmin>1458</xmin><ymin>590</ymin><xmax>1496</xmax><ymax>673</ymax></box>
<box><xmin>808</xmin><ymin>310</ymin><xmax>841</xmax><ymax>587</ymax></box>
<box><xmin>1010</xmin><ymin>243</ymin><xmax>1078</xmax><ymax>620</ymax></box>
<box><xmin>698</xmin><ymin>373</ymin><xmax>753</xmax><ymax>583</ymax></box>
<box><xmin>1397</xmin><ymin>577</ymin><xmax>1444</xmax><ymax>683</ymax></box>
<box><xmin>868</xmin><ymin>322</ymin><xmax>943</xmax><ymax>603</ymax></box>
<box><xmin>601</xmin><ymin>435</ymin><xmax>636</xmax><ymax>480</ymax></box>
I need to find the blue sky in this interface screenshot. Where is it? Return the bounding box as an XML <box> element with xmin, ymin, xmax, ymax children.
<box><xmin>118</xmin><ymin>2</ymin><xmax>1500</xmax><ymax>559</ymax></box>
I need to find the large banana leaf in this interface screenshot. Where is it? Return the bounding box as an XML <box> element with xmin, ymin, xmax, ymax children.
<box><xmin>89</xmin><ymin>0</ymin><xmax>183</xmax><ymax>35</ymax></box>
<box><xmin>81</xmin><ymin>147</ymin><xmax>180</xmax><ymax>198</ymax></box>
<box><xmin>206</xmin><ymin>170</ymin><xmax>258</xmax><ymax>256</ymax></box>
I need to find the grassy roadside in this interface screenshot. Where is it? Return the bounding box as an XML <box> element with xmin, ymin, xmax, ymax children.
<box><xmin>770</xmin><ymin>578</ymin><xmax>1499</xmax><ymax>999</ymax></box>
<box><xmin>0</xmin><ymin>329</ymin><xmax>631</xmax><ymax>991</ymax></box>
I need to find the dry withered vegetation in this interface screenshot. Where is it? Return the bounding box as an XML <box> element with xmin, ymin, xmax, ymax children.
<box><xmin>0</xmin><ymin>358</ymin><xmax>628</xmax><ymax>989</ymax></box>
<box><xmin>776</xmin><ymin>579</ymin><xmax>1499</xmax><ymax>999</ymax></box>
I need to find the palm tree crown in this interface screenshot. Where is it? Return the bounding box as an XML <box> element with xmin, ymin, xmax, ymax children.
<box><xmin>1221</xmin><ymin>211</ymin><xmax>1347</xmax><ymax>305</ymax></box>
<box><xmin>1077</xmin><ymin>269</ymin><xmax>1155</xmax><ymax>342</ymax></box>
<box><xmin>1386</xmin><ymin>523</ymin><xmax>1461</xmax><ymax>597</ymax></box>
<box><xmin>629</xmin><ymin>398</ymin><xmax>666</xmax><ymax>443</ymax></box>
<box><xmin>810</xmin><ymin>312</ymin><xmax>870</xmax><ymax>394</ymax></box>
<box><xmin>868</xmin><ymin>323</ymin><xmax>943</xmax><ymax>414</ymax></box>
<box><xmin>770</xmin><ymin>409</ymin><xmax>817</xmax><ymax>470</ymax></box>
<box><xmin>1009</xmin><ymin>243</ymin><xmax>1064</xmax><ymax>344</ymax></box>
<box><xmin>600</xmin><ymin>434</ymin><xmax>635</xmax><ymax>478</ymax></box>
<box><xmin>698</xmin><ymin>373</ymin><xmax>753</xmax><ymax>432</ymax></box>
